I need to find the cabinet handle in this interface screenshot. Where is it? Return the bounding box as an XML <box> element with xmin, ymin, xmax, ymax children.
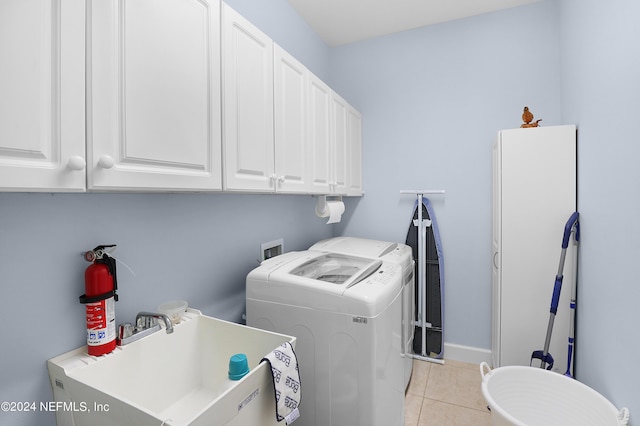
<box><xmin>278</xmin><ymin>176</ymin><xmax>285</xmax><ymax>183</ymax></box>
<box><xmin>493</xmin><ymin>252</ymin><xmax>499</xmax><ymax>269</ymax></box>
<box><xmin>67</xmin><ymin>155</ymin><xmax>86</xmax><ymax>171</ymax></box>
<box><xmin>98</xmin><ymin>155</ymin><xmax>115</xmax><ymax>169</ymax></box>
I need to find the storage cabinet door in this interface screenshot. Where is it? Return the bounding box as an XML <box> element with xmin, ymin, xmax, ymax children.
<box><xmin>274</xmin><ymin>44</ymin><xmax>308</xmax><ymax>193</ymax></box>
<box><xmin>491</xmin><ymin>138</ymin><xmax>502</xmax><ymax>367</ymax></box>
<box><xmin>308</xmin><ymin>74</ymin><xmax>332</xmax><ymax>194</ymax></box>
<box><xmin>0</xmin><ymin>0</ymin><xmax>85</xmax><ymax>191</ymax></box>
<box><xmin>494</xmin><ymin>125</ymin><xmax>576</xmax><ymax>373</ymax></box>
<box><xmin>222</xmin><ymin>4</ymin><xmax>274</xmax><ymax>192</ymax></box>
<box><xmin>346</xmin><ymin>106</ymin><xmax>362</xmax><ymax>196</ymax></box>
<box><xmin>88</xmin><ymin>0</ymin><xmax>222</xmax><ymax>191</ymax></box>
<box><xmin>330</xmin><ymin>92</ymin><xmax>348</xmax><ymax>195</ymax></box>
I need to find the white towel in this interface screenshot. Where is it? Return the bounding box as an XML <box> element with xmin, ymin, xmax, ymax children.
<box><xmin>261</xmin><ymin>342</ymin><xmax>301</xmax><ymax>425</ymax></box>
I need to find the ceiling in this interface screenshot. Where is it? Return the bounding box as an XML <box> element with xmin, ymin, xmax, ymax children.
<box><xmin>286</xmin><ymin>0</ymin><xmax>542</xmax><ymax>47</ymax></box>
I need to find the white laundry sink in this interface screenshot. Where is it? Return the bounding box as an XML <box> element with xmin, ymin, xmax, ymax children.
<box><xmin>47</xmin><ymin>309</ymin><xmax>295</xmax><ymax>426</ymax></box>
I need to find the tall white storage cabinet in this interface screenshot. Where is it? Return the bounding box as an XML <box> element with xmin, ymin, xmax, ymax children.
<box><xmin>492</xmin><ymin>125</ymin><xmax>577</xmax><ymax>374</ymax></box>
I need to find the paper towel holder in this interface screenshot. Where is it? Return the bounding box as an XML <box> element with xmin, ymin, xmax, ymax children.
<box><xmin>315</xmin><ymin>194</ymin><xmax>343</xmax><ymax>217</ymax></box>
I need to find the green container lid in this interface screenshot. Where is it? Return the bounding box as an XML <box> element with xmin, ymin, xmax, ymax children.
<box><xmin>228</xmin><ymin>353</ymin><xmax>249</xmax><ymax>380</ymax></box>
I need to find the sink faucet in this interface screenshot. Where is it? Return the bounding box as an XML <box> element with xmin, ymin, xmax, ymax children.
<box><xmin>117</xmin><ymin>312</ymin><xmax>174</xmax><ymax>346</ymax></box>
<box><xmin>136</xmin><ymin>312</ymin><xmax>174</xmax><ymax>334</ymax></box>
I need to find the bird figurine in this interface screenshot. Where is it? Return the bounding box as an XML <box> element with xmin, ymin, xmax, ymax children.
<box><xmin>521</xmin><ymin>106</ymin><xmax>542</xmax><ymax>128</ymax></box>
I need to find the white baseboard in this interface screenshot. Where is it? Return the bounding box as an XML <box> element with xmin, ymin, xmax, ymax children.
<box><xmin>443</xmin><ymin>342</ymin><xmax>492</xmax><ymax>365</ymax></box>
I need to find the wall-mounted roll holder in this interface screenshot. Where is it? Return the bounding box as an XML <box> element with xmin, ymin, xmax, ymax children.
<box><xmin>315</xmin><ymin>195</ymin><xmax>342</xmax><ymax>216</ymax></box>
<box><xmin>315</xmin><ymin>195</ymin><xmax>345</xmax><ymax>224</ymax></box>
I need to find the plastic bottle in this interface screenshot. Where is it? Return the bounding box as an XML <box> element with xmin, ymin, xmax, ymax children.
<box><xmin>219</xmin><ymin>353</ymin><xmax>250</xmax><ymax>396</ymax></box>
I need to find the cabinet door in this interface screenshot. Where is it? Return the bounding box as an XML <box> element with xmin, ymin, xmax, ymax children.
<box><xmin>330</xmin><ymin>92</ymin><xmax>348</xmax><ymax>195</ymax></box>
<box><xmin>491</xmin><ymin>138</ymin><xmax>502</xmax><ymax>367</ymax></box>
<box><xmin>0</xmin><ymin>0</ymin><xmax>85</xmax><ymax>191</ymax></box>
<box><xmin>346</xmin><ymin>106</ymin><xmax>362</xmax><ymax>196</ymax></box>
<box><xmin>274</xmin><ymin>44</ymin><xmax>308</xmax><ymax>193</ymax></box>
<box><xmin>88</xmin><ymin>0</ymin><xmax>222</xmax><ymax>191</ymax></box>
<box><xmin>308</xmin><ymin>73</ymin><xmax>331</xmax><ymax>194</ymax></box>
<box><xmin>222</xmin><ymin>4</ymin><xmax>274</xmax><ymax>192</ymax></box>
<box><xmin>495</xmin><ymin>125</ymin><xmax>576</xmax><ymax>372</ymax></box>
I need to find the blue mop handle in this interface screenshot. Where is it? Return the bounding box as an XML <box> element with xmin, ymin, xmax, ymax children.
<box><xmin>551</xmin><ymin>212</ymin><xmax>580</xmax><ymax>314</ymax></box>
<box><xmin>565</xmin><ymin>329</ymin><xmax>575</xmax><ymax>377</ymax></box>
<box><xmin>550</xmin><ymin>276</ymin><xmax>564</xmax><ymax>314</ymax></box>
<box><xmin>562</xmin><ymin>212</ymin><xmax>580</xmax><ymax>248</ymax></box>
<box><xmin>565</xmin><ymin>212</ymin><xmax>579</xmax><ymax>377</ymax></box>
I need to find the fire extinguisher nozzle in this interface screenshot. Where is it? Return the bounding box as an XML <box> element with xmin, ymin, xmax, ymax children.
<box><xmin>83</xmin><ymin>251</ymin><xmax>96</xmax><ymax>262</ymax></box>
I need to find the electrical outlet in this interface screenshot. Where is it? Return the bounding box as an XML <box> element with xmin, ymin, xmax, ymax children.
<box><xmin>261</xmin><ymin>239</ymin><xmax>284</xmax><ymax>261</ymax></box>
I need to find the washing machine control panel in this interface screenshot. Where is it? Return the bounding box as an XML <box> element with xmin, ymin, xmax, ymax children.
<box><xmin>343</xmin><ymin>263</ymin><xmax>403</xmax><ymax>315</ymax></box>
<box><xmin>369</xmin><ymin>268</ymin><xmax>395</xmax><ymax>286</ymax></box>
<box><xmin>357</xmin><ymin>263</ymin><xmax>402</xmax><ymax>290</ymax></box>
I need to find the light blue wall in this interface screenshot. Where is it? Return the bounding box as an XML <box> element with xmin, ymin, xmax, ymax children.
<box><xmin>331</xmin><ymin>0</ymin><xmax>638</xmax><ymax>415</ymax></box>
<box><xmin>0</xmin><ymin>194</ymin><xmax>331</xmax><ymax>426</ymax></box>
<box><xmin>331</xmin><ymin>1</ymin><xmax>563</xmax><ymax>349</ymax></box>
<box><xmin>560</xmin><ymin>0</ymin><xmax>640</xmax><ymax>417</ymax></box>
<box><xmin>0</xmin><ymin>1</ymin><xmax>331</xmax><ymax>425</ymax></box>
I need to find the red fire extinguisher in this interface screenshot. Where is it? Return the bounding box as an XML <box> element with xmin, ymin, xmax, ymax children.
<box><xmin>79</xmin><ymin>245</ymin><xmax>119</xmax><ymax>356</ymax></box>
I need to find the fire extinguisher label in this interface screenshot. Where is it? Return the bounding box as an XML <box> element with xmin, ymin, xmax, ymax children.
<box><xmin>86</xmin><ymin>297</ymin><xmax>116</xmax><ymax>346</ymax></box>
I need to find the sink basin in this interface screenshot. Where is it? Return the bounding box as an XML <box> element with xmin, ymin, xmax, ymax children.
<box><xmin>47</xmin><ymin>309</ymin><xmax>295</xmax><ymax>426</ymax></box>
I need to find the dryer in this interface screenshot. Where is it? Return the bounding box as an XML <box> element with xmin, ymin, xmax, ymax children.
<box><xmin>309</xmin><ymin>237</ymin><xmax>415</xmax><ymax>389</ymax></box>
<box><xmin>246</xmin><ymin>251</ymin><xmax>404</xmax><ymax>426</ymax></box>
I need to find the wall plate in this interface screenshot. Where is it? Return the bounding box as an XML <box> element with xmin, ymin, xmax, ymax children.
<box><xmin>261</xmin><ymin>239</ymin><xmax>284</xmax><ymax>261</ymax></box>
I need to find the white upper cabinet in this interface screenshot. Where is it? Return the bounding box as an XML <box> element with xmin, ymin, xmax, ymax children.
<box><xmin>309</xmin><ymin>83</ymin><xmax>363</xmax><ymax>196</ymax></box>
<box><xmin>308</xmin><ymin>74</ymin><xmax>332</xmax><ymax>194</ymax></box>
<box><xmin>330</xmin><ymin>92</ymin><xmax>349</xmax><ymax>195</ymax></box>
<box><xmin>222</xmin><ymin>3</ymin><xmax>362</xmax><ymax>195</ymax></box>
<box><xmin>273</xmin><ymin>44</ymin><xmax>309</xmax><ymax>193</ymax></box>
<box><xmin>88</xmin><ymin>0</ymin><xmax>222</xmax><ymax>191</ymax></box>
<box><xmin>222</xmin><ymin>4</ymin><xmax>275</xmax><ymax>192</ymax></box>
<box><xmin>1</xmin><ymin>0</ymin><xmax>361</xmax><ymax>195</ymax></box>
<box><xmin>346</xmin><ymin>106</ymin><xmax>363</xmax><ymax>196</ymax></box>
<box><xmin>0</xmin><ymin>0</ymin><xmax>86</xmax><ymax>191</ymax></box>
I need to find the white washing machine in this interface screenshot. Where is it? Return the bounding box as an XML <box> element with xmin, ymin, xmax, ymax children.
<box><xmin>246</xmin><ymin>251</ymin><xmax>404</xmax><ymax>426</ymax></box>
<box><xmin>309</xmin><ymin>237</ymin><xmax>415</xmax><ymax>389</ymax></box>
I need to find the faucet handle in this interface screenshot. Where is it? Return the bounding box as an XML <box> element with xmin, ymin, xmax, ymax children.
<box><xmin>136</xmin><ymin>316</ymin><xmax>158</xmax><ymax>330</ymax></box>
<box><xmin>135</xmin><ymin>312</ymin><xmax>174</xmax><ymax>334</ymax></box>
<box><xmin>118</xmin><ymin>323</ymin><xmax>134</xmax><ymax>340</ymax></box>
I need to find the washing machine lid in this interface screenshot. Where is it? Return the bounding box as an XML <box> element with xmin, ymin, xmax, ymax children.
<box><xmin>246</xmin><ymin>251</ymin><xmax>402</xmax><ymax>316</ymax></box>
<box><xmin>310</xmin><ymin>237</ymin><xmax>397</xmax><ymax>258</ymax></box>
<box><xmin>289</xmin><ymin>253</ymin><xmax>381</xmax><ymax>287</ymax></box>
<box><xmin>309</xmin><ymin>237</ymin><xmax>414</xmax><ymax>273</ymax></box>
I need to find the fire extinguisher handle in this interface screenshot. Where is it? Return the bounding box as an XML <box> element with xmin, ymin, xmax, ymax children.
<box><xmin>92</xmin><ymin>244</ymin><xmax>117</xmax><ymax>259</ymax></box>
<box><xmin>93</xmin><ymin>244</ymin><xmax>116</xmax><ymax>251</ymax></box>
<box><xmin>79</xmin><ymin>290</ymin><xmax>118</xmax><ymax>304</ymax></box>
<box><xmin>101</xmin><ymin>255</ymin><xmax>118</xmax><ymax>295</ymax></box>
<box><xmin>83</xmin><ymin>244</ymin><xmax>116</xmax><ymax>262</ymax></box>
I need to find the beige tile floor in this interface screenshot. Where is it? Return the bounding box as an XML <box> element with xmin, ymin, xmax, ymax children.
<box><xmin>405</xmin><ymin>358</ymin><xmax>491</xmax><ymax>426</ymax></box>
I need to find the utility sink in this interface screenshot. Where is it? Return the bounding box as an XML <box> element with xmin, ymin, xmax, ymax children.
<box><xmin>47</xmin><ymin>309</ymin><xmax>295</xmax><ymax>426</ymax></box>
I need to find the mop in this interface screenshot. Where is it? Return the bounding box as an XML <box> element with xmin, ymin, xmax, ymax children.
<box><xmin>564</xmin><ymin>217</ymin><xmax>579</xmax><ymax>378</ymax></box>
<box><xmin>531</xmin><ymin>212</ymin><xmax>580</xmax><ymax>371</ymax></box>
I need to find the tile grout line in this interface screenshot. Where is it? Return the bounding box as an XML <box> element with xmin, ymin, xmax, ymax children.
<box><xmin>421</xmin><ymin>396</ymin><xmax>491</xmax><ymax>413</ymax></box>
